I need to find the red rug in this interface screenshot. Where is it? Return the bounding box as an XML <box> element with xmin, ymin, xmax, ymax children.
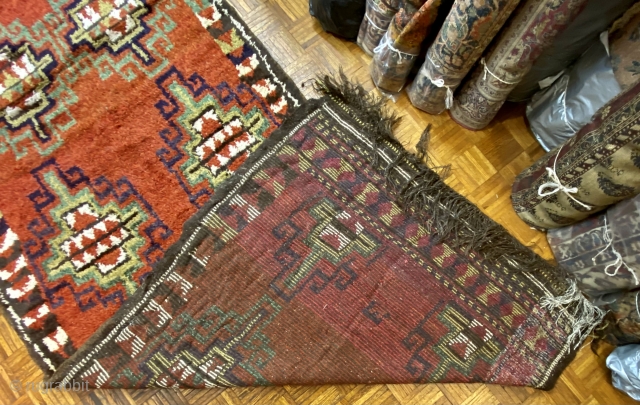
<box><xmin>50</xmin><ymin>78</ymin><xmax>591</xmax><ymax>390</ymax></box>
<box><xmin>0</xmin><ymin>0</ymin><xmax>301</xmax><ymax>373</ymax></box>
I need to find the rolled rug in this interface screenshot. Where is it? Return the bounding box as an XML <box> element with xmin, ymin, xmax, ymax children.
<box><xmin>547</xmin><ymin>193</ymin><xmax>640</xmax><ymax>298</ymax></box>
<box><xmin>357</xmin><ymin>0</ymin><xmax>399</xmax><ymax>56</ymax></box>
<box><xmin>511</xmin><ymin>79</ymin><xmax>640</xmax><ymax>230</ymax></box>
<box><xmin>610</xmin><ymin>2</ymin><xmax>640</xmax><ymax>92</ymax></box>
<box><xmin>406</xmin><ymin>0</ymin><xmax>520</xmax><ymax>114</ymax></box>
<box><xmin>449</xmin><ymin>0</ymin><xmax>587</xmax><ymax>130</ymax></box>
<box><xmin>370</xmin><ymin>0</ymin><xmax>451</xmax><ymax>94</ymax></box>
<box><xmin>602</xmin><ymin>290</ymin><xmax>640</xmax><ymax>345</ymax></box>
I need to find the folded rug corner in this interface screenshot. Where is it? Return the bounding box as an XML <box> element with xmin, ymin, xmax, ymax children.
<box><xmin>47</xmin><ymin>71</ymin><xmax>601</xmax><ymax>391</ymax></box>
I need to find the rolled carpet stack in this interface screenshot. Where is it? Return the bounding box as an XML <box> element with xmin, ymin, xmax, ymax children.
<box><xmin>547</xmin><ymin>194</ymin><xmax>640</xmax><ymax>298</ymax></box>
<box><xmin>406</xmin><ymin>0</ymin><xmax>519</xmax><ymax>114</ymax></box>
<box><xmin>370</xmin><ymin>0</ymin><xmax>450</xmax><ymax>94</ymax></box>
<box><xmin>449</xmin><ymin>0</ymin><xmax>587</xmax><ymax>130</ymax></box>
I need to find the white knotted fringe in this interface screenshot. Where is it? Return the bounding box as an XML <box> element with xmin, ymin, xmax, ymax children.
<box><xmin>592</xmin><ymin>217</ymin><xmax>639</xmax><ymax>285</ymax></box>
<box><xmin>538</xmin><ymin>144</ymin><xmax>592</xmax><ymax>210</ymax></box>
<box><xmin>541</xmin><ymin>280</ymin><xmax>607</xmax><ymax>349</ymax></box>
<box><xmin>373</xmin><ymin>32</ymin><xmax>419</xmax><ymax>59</ymax></box>
<box><xmin>480</xmin><ymin>58</ymin><xmax>519</xmax><ymax>85</ymax></box>
<box><xmin>426</xmin><ymin>55</ymin><xmax>454</xmax><ymax>109</ymax></box>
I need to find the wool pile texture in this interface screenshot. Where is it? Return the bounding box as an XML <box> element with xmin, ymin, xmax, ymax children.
<box><xmin>0</xmin><ymin>0</ymin><xmax>301</xmax><ymax>374</ymax></box>
<box><xmin>49</xmin><ymin>77</ymin><xmax>583</xmax><ymax>389</ymax></box>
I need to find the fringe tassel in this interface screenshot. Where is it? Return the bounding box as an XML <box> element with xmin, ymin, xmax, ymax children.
<box><xmin>315</xmin><ymin>72</ymin><xmax>548</xmax><ymax>272</ymax></box>
<box><xmin>541</xmin><ymin>281</ymin><xmax>607</xmax><ymax>349</ymax></box>
<box><xmin>314</xmin><ymin>71</ymin><xmax>607</xmax><ymax>348</ymax></box>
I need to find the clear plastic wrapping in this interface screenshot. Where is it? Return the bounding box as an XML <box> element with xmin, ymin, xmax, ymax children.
<box><xmin>370</xmin><ymin>30</ymin><xmax>418</xmax><ymax>94</ymax></box>
<box><xmin>607</xmin><ymin>345</ymin><xmax>640</xmax><ymax>400</ymax></box>
<box><xmin>356</xmin><ymin>0</ymin><xmax>398</xmax><ymax>56</ymax></box>
<box><xmin>407</xmin><ymin>50</ymin><xmax>452</xmax><ymax>114</ymax></box>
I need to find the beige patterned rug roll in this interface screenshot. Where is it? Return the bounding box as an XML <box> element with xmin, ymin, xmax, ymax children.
<box><xmin>511</xmin><ymin>80</ymin><xmax>640</xmax><ymax>230</ymax></box>
<box><xmin>449</xmin><ymin>0</ymin><xmax>587</xmax><ymax>130</ymax></box>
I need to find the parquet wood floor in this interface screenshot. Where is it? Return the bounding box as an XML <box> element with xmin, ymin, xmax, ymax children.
<box><xmin>0</xmin><ymin>0</ymin><xmax>636</xmax><ymax>403</ymax></box>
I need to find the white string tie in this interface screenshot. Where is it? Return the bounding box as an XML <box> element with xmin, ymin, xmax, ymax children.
<box><xmin>365</xmin><ymin>14</ymin><xmax>386</xmax><ymax>32</ymax></box>
<box><xmin>426</xmin><ymin>55</ymin><xmax>454</xmax><ymax>109</ymax></box>
<box><xmin>480</xmin><ymin>58</ymin><xmax>518</xmax><ymax>85</ymax></box>
<box><xmin>537</xmin><ymin>144</ymin><xmax>592</xmax><ymax>210</ymax></box>
<box><xmin>592</xmin><ymin>217</ymin><xmax>639</xmax><ymax>285</ymax></box>
<box><xmin>373</xmin><ymin>32</ymin><xmax>419</xmax><ymax>59</ymax></box>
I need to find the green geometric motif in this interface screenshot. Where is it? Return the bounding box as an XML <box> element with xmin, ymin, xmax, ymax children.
<box><xmin>42</xmin><ymin>171</ymin><xmax>148</xmax><ymax>295</ymax></box>
<box><xmin>430</xmin><ymin>304</ymin><xmax>503</xmax><ymax>380</ymax></box>
<box><xmin>1</xmin><ymin>44</ymin><xmax>55</xmax><ymax>133</ymax></box>
<box><xmin>168</xmin><ymin>81</ymin><xmax>272</xmax><ymax>187</ymax></box>
<box><xmin>0</xmin><ymin>0</ymin><xmax>177</xmax><ymax>160</ymax></box>
<box><xmin>112</xmin><ymin>295</ymin><xmax>280</xmax><ymax>387</ymax></box>
<box><xmin>65</xmin><ymin>0</ymin><xmax>149</xmax><ymax>53</ymax></box>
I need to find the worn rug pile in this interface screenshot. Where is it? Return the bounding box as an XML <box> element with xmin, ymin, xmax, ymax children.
<box><xmin>2</xmin><ymin>0</ymin><xmax>596</xmax><ymax>391</ymax></box>
<box><xmin>0</xmin><ymin>0</ymin><xmax>301</xmax><ymax>373</ymax></box>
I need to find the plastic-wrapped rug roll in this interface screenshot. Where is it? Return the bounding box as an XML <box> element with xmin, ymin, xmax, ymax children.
<box><xmin>371</xmin><ymin>31</ymin><xmax>419</xmax><ymax>94</ymax></box>
<box><xmin>357</xmin><ymin>0</ymin><xmax>399</xmax><ymax>56</ymax></box>
<box><xmin>370</xmin><ymin>0</ymin><xmax>450</xmax><ymax>95</ymax></box>
<box><xmin>526</xmin><ymin>32</ymin><xmax>622</xmax><ymax>152</ymax></box>
<box><xmin>507</xmin><ymin>0</ymin><xmax>636</xmax><ymax>102</ymax></box>
<box><xmin>547</xmin><ymin>193</ymin><xmax>640</xmax><ymax>298</ymax></box>
<box><xmin>450</xmin><ymin>0</ymin><xmax>588</xmax><ymax>130</ymax></box>
<box><xmin>606</xmin><ymin>345</ymin><xmax>640</xmax><ymax>400</ymax></box>
<box><xmin>406</xmin><ymin>0</ymin><xmax>520</xmax><ymax>115</ymax></box>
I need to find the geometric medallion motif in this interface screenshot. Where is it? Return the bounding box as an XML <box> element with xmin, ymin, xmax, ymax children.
<box><xmin>155</xmin><ymin>65</ymin><xmax>281</xmax><ymax>207</ymax></box>
<box><xmin>29</xmin><ymin>159</ymin><xmax>171</xmax><ymax>295</ymax></box>
<box><xmin>153</xmin><ymin>0</ymin><xmax>293</xmax><ymax>208</ymax></box>
<box><xmin>0</xmin><ymin>43</ymin><xmax>57</xmax><ymax>142</ymax></box>
<box><xmin>42</xmin><ymin>182</ymin><xmax>148</xmax><ymax>295</ymax></box>
<box><xmin>1</xmin><ymin>0</ymin><xmax>177</xmax><ymax>160</ymax></box>
<box><xmin>25</xmin><ymin>158</ymin><xmax>171</xmax><ymax>301</ymax></box>
<box><xmin>431</xmin><ymin>304</ymin><xmax>502</xmax><ymax>380</ymax></box>
<box><xmin>271</xmin><ymin>198</ymin><xmax>380</xmax><ymax>301</ymax></box>
<box><xmin>64</xmin><ymin>0</ymin><xmax>152</xmax><ymax>62</ymax></box>
<box><xmin>0</xmin><ymin>0</ymin><xmax>302</xmax><ymax>374</ymax></box>
<box><xmin>0</xmin><ymin>157</ymin><xmax>173</xmax><ymax>370</ymax></box>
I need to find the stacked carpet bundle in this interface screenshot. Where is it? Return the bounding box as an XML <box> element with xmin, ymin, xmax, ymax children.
<box><xmin>512</xmin><ymin>80</ymin><xmax>640</xmax><ymax>229</ymax></box>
